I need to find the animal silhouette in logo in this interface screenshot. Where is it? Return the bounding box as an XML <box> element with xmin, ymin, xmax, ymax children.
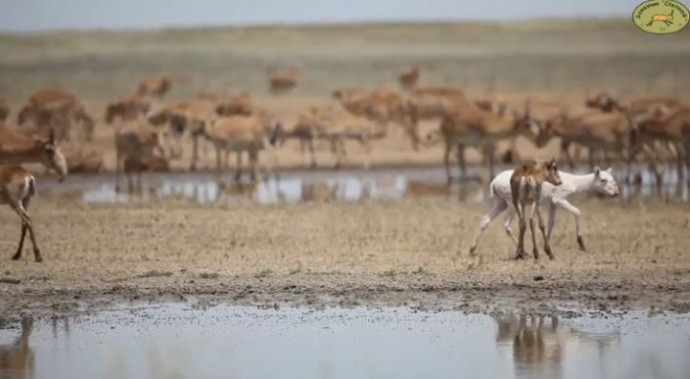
<box><xmin>647</xmin><ymin>10</ymin><xmax>675</xmax><ymax>27</ymax></box>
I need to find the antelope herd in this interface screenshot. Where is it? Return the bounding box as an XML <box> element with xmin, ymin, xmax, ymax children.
<box><xmin>1</xmin><ymin>65</ymin><xmax>690</xmax><ymax>262</ymax></box>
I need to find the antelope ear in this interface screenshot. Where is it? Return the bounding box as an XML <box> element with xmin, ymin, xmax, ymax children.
<box><xmin>594</xmin><ymin>166</ymin><xmax>601</xmax><ymax>177</ymax></box>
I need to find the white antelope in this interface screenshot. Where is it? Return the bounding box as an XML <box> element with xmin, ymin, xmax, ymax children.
<box><xmin>469</xmin><ymin>166</ymin><xmax>620</xmax><ymax>256</ymax></box>
<box><xmin>0</xmin><ymin>166</ymin><xmax>42</xmax><ymax>262</ymax></box>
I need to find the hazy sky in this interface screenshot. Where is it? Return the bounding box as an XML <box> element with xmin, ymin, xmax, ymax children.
<box><xmin>1</xmin><ymin>0</ymin><xmax>635</xmax><ymax>32</ymax></box>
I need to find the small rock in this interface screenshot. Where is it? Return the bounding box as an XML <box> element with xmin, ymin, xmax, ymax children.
<box><xmin>533</xmin><ymin>275</ymin><xmax>545</xmax><ymax>282</ymax></box>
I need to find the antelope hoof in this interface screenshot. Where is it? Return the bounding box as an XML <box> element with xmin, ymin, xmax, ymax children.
<box><xmin>577</xmin><ymin>236</ymin><xmax>586</xmax><ymax>251</ymax></box>
<box><xmin>34</xmin><ymin>253</ymin><xmax>43</xmax><ymax>263</ymax></box>
<box><xmin>11</xmin><ymin>252</ymin><xmax>21</xmax><ymax>261</ymax></box>
<box><xmin>544</xmin><ymin>246</ymin><xmax>555</xmax><ymax>260</ymax></box>
<box><xmin>515</xmin><ymin>249</ymin><xmax>526</xmax><ymax>260</ymax></box>
<box><xmin>532</xmin><ymin>249</ymin><xmax>540</xmax><ymax>260</ymax></box>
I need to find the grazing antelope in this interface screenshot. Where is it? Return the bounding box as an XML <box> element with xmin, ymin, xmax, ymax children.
<box><xmin>469</xmin><ymin>167</ymin><xmax>619</xmax><ymax>255</ymax></box>
<box><xmin>105</xmin><ymin>94</ymin><xmax>151</xmax><ymax>124</ymax></box>
<box><xmin>637</xmin><ymin>106</ymin><xmax>690</xmax><ymax>183</ymax></box>
<box><xmin>215</xmin><ymin>92</ymin><xmax>254</xmax><ymax>116</ymax></box>
<box><xmin>397</xmin><ymin>66</ymin><xmax>420</xmax><ymax>90</ymax></box>
<box><xmin>137</xmin><ymin>76</ymin><xmax>171</xmax><ymax>97</ymax></box>
<box><xmin>202</xmin><ymin>113</ymin><xmax>282</xmax><ymax>182</ymax></box>
<box><xmin>114</xmin><ymin>119</ymin><xmax>165</xmax><ymax>192</ymax></box>
<box><xmin>510</xmin><ymin>158</ymin><xmax>562</xmax><ymax>260</ymax></box>
<box><xmin>0</xmin><ymin>98</ymin><xmax>9</xmax><ymax>122</ymax></box>
<box><xmin>268</xmin><ymin>68</ymin><xmax>299</xmax><ymax>95</ymax></box>
<box><xmin>0</xmin><ymin>166</ymin><xmax>42</xmax><ymax>262</ymax></box>
<box><xmin>0</xmin><ymin>125</ymin><xmax>68</xmax><ymax>181</ymax></box>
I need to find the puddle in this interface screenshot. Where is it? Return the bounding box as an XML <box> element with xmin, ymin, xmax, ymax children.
<box><xmin>1</xmin><ymin>304</ymin><xmax>689</xmax><ymax>379</ymax></box>
<box><xmin>35</xmin><ymin>165</ymin><xmax>690</xmax><ymax>205</ymax></box>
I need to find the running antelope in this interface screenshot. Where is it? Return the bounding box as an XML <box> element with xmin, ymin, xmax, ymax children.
<box><xmin>0</xmin><ymin>125</ymin><xmax>68</xmax><ymax>181</ymax></box>
<box><xmin>0</xmin><ymin>166</ymin><xmax>42</xmax><ymax>262</ymax></box>
<box><xmin>397</xmin><ymin>66</ymin><xmax>420</xmax><ymax>90</ymax></box>
<box><xmin>510</xmin><ymin>158</ymin><xmax>562</xmax><ymax>260</ymax></box>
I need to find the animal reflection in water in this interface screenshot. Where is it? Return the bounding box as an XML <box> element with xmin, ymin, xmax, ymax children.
<box><xmin>494</xmin><ymin>314</ymin><xmax>621</xmax><ymax>378</ymax></box>
<box><xmin>0</xmin><ymin>317</ymin><xmax>35</xmax><ymax>379</ymax></box>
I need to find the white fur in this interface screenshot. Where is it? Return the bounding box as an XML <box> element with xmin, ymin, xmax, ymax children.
<box><xmin>470</xmin><ymin>167</ymin><xmax>619</xmax><ymax>253</ymax></box>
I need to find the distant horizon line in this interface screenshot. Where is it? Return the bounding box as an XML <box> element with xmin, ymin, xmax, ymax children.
<box><xmin>0</xmin><ymin>15</ymin><xmax>630</xmax><ymax>35</ymax></box>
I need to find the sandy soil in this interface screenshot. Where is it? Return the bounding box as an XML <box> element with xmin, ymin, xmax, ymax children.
<box><xmin>0</xmin><ymin>196</ymin><xmax>689</xmax><ymax>320</ymax></box>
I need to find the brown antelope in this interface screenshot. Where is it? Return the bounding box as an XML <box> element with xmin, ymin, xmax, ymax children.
<box><xmin>510</xmin><ymin>158</ymin><xmax>562</xmax><ymax>260</ymax></box>
<box><xmin>0</xmin><ymin>125</ymin><xmax>68</xmax><ymax>181</ymax></box>
<box><xmin>268</xmin><ymin>68</ymin><xmax>299</xmax><ymax>95</ymax></box>
<box><xmin>636</xmin><ymin>106</ymin><xmax>690</xmax><ymax>182</ymax></box>
<box><xmin>0</xmin><ymin>166</ymin><xmax>43</xmax><ymax>262</ymax></box>
<box><xmin>0</xmin><ymin>317</ymin><xmax>35</xmax><ymax>377</ymax></box>
<box><xmin>105</xmin><ymin>94</ymin><xmax>151</xmax><ymax>124</ymax></box>
<box><xmin>215</xmin><ymin>92</ymin><xmax>254</xmax><ymax>116</ymax></box>
<box><xmin>406</xmin><ymin>86</ymin><xmax>468</xmax><ymax>150</ymax></box>
<box><xmin>148</xmin><ymin>100</ymin><xmax>215</xmax><ymax>170</ymax></box>
<box><xmin>201</xmin><ymin>113</ymin><xmax>282</xmax><ymax>182</ymax></box>
<box><xmin>114</xmin><ymin>119</ymin><xmax>165</xmax><ymax>192</ymax></box>
<box><xmin>137</xmin><ymin>76</ymin><xmax>171</xmax><ymax>97</ymax></box>
<box><xmin>0</xmin><ymin>98</ymin><xmax>9</xmax><ymax>122</ymax></box>
<box><xmin>435</xmin><ymin>101</ymin><xmax>541</xmax><ymax>183</ymax></box>
<box><xmin>318</xmin><ymin>112</ymin><xmax>388</xmax><ymax>169</ymax></box>
<box><xmin>538</xmin><ymin>105</ymin><xmax>641</xmax><ymax>180</ymax></box>
<box><xmin>18</xmin><ymin>88</ymin><xmax>95</xmax><ymax>143</ymax></box>
<box><xmin>397</xmin><ymin>66</ymin><xmax>420</xmax><ymax>90</ymax></box>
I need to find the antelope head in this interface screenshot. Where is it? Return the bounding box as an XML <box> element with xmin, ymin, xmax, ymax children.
<box><xmin>37</xmin><ymin>128</ymin><xmax>68</xmax><ymax>182</ymax></box>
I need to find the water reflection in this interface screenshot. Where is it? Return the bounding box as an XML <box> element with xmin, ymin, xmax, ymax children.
<box><xmin>1</xmin><ymin>306</ymin><xmax>689</xmax><ymax>379</ymax></box>
<box><xmin>0</xmin><ymin>317</ymin><xmax>35</xmax><ymax>379</ymax></box>
<box><xmin>34</xmin><ymin>165</ymin><xmax>690</xmax><ymax>205</ymax></box>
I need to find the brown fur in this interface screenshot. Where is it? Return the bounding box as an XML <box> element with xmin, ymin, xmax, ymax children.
<box><xmin>0</xmin><ymin>98</ymin><xmax>9</xmax><ymax>122</ymax></box>
<box><xmin>0</xmin><ymin>124</ymin><xmax>68</xmax><ymax>181</ymax></box>
<box><xmin>137</xmin><ymin>76</ymin><xmax>171</xmax><ymax>97</ymax></box>
<box><xmin>268</xmin><ymin>68</ymin><xmax>299</xmax><ymax>95</ymax></box>
<box><xmin>397</xmin><ymin>66</ymin><xmax>420</xmax><ymax>90</ymax></box>
<box><xmin>105</xmin><ymin>94</ymin><xmax>151</xmax><ymax>124</ymax></box>
<box><xmin>0</xmin><ymin>166</ymin><xmax>42</xmax><ymax>262</ymax></box>
<box><xmin>216</xmin><ymin>92</ymin><xmax>254</xmax><ymax>116</ymax></box>
<box><xmin>509</xmin><ymin>158</ymin><xmax>562</xmax><ymax>260</ymax></box>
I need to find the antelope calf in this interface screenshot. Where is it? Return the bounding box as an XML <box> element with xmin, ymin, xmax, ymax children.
<box><xmin>0</xmin><ymin>166</ymin><xmax>42</xmax><ymax>262</ymax></box>
<box><xmin>510</xmin><ymin>158</ymin><xmax>562</xmax><ymax>260</ymax></box>
<box><xmin>469</xmin><ymin>167</ymin><xmax>619</xmax><ymax>255</ymax></box>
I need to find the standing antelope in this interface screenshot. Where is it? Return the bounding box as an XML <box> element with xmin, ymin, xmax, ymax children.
<box><xmin>114</xmin><ymin>119</ymin><xmax>166</xmax><ymax>192</ymax></box>
<box><xmin>0</xmin><ymin>166</ymin><xmax>42</xmax><ymax>262</ymax></box>
<box><xmin>510</xmin><ymin>158</ymin><xmax>562</xmax><ymax>260</ymax></box>
<box><xmin>0</xmin><ymin>125</ymin><xmax>68</xmax><ymax>181</ymax></box>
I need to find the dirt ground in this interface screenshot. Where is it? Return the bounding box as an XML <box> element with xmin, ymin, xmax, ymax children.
<box><xmin>0</xmin><ymin>196</ymin><xmax>689</xmax><ymax>321</ymax></box>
